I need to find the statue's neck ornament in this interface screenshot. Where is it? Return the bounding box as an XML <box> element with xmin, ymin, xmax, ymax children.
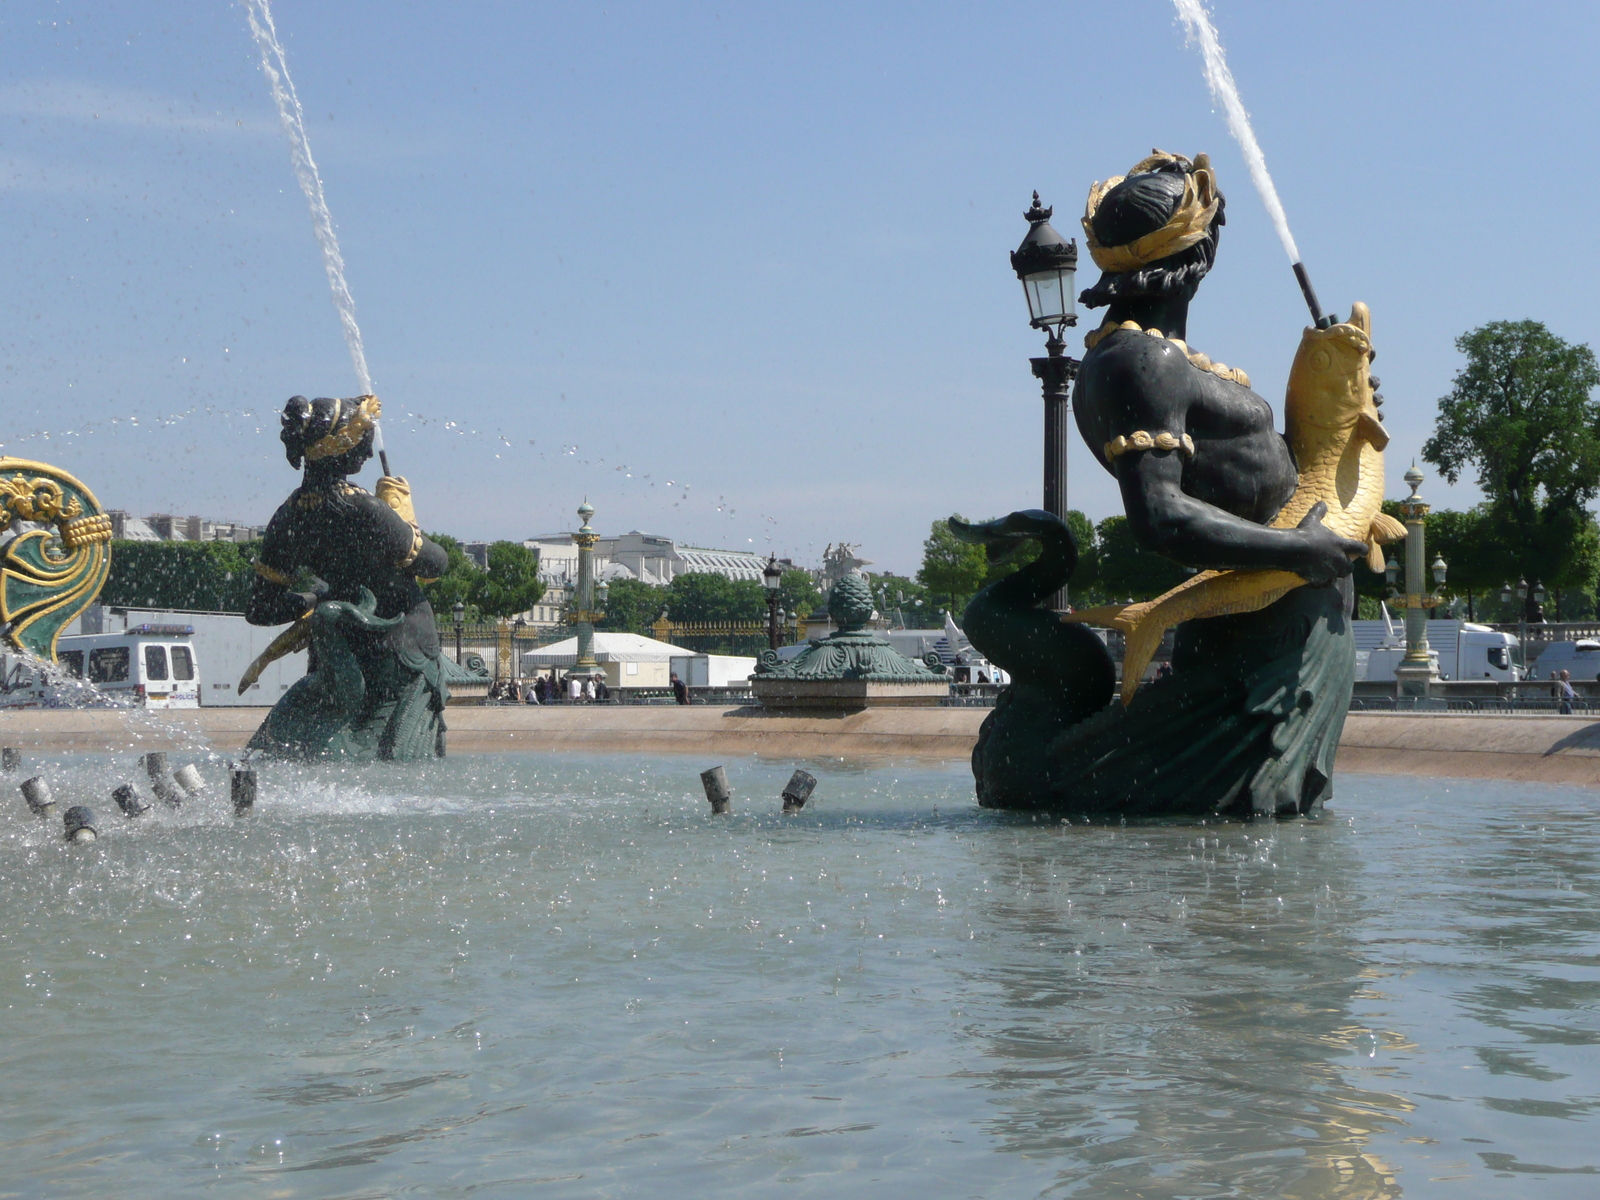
<box><xmin>1083</xmin><ymin>320</ymin><xmax>1251</xmax><ymax>389</ymax></box>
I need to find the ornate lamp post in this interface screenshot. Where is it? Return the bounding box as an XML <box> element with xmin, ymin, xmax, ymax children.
<box><xmin>1502</xmin><ymin>578</ymin><xmax>1531</xmax><ymax>675</ymax></box>
<box><xmin>1394</xmin><ymin>465</ymin><xmax>1446</xmax><ymax>699</ymax></box>
<box><xmin>1011</xmin><ymin>192</ymin><xmax>1078</xmax><ymax>610</ymax></box>
<box><xmin>571</xmin><ymin>501</ymin><xmax>603</xmax><ymax>676</ymax></box>
<box><xmin>452</xmin><ymin>599</ymin><xmax>465</xmax><ymax>666</ymax></box>
<box><xmin>762</xmin><ymin>555</ymin><xmax>783</xmax><ymax>650</ymax></box>
<box><xmin>512</xmin><ymin>617</ymin><xmax>526</xmax><ymax>686</ymax></box>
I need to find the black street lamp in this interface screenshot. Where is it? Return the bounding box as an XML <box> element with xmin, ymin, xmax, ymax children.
<box><xmin>762</xmin><ymin>554</ymin><xmax>783</xmax><ymax>651</ymax></box>
<box><xmin>1012</xmin><ymin>192</ymin><xmax>1078</xmax><ymax>610</ymax></box>
<box><xmin>512</xmin><ymin>617</ymin><xmax>526</xmax><ymax>684</ymax></box>
<box><xmin>452</xmin><ymin>599</ymin><xmax>465</xmax><ymax>666</ymax></box>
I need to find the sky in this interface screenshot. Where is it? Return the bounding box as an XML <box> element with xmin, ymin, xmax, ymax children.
<box><xmin>3</xmin><ymin>0</ymin><xmax>1597</xmax><ymax>576</ymax></box>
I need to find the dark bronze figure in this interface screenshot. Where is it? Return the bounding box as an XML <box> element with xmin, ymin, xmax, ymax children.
<box><xmin>959</xmin><ymin>151</ymin><xmax>1391</xmax><ymax>819</ymax></box>
<box><xmin>244</xmin><ymin>395</ymin><xmax>454</xmax><ymax>759</ymax></box>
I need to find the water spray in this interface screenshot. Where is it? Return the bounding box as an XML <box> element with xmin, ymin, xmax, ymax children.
<box><xmin>245</xmin><ymin>0</ymin><xmax>397</xmax><ymax>475</ymax></box>
<box><xmin>1172</xmin><ymin>0</ymin><xmax>1337</xmax><ymax>329</ymax></box>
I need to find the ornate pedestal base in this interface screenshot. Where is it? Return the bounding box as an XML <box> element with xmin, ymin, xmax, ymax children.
<box><xmin>750</xmin><ymin>678</ymin><xmax>950</xmax><ymax>711</ymax></box>
<box><xmin>1394</xmin><ymin>660</ymin><xmax>1438</xmax><ymax>701</ymax></box>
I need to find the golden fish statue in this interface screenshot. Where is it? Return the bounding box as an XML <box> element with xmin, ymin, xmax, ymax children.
<box><xmin>1068</xmin><ymin>302</ymin><xmax>1405</xmax><ymax>703</ymax></box>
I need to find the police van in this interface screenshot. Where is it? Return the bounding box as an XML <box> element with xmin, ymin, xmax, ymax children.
<box><xmin>0</xmin><ymin>624</ymin><xmax>201</xmax><ymax>708</ymax></box>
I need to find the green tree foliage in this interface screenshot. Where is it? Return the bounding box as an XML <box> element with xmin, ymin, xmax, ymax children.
<box><xmin>778</xmin><ymin>569</ymin><xmax>822</xmax><ymax>620</ymax></box>
<box><xmin>101</xmin><ymin>540</ymin><xmax>261</xmax><ymax>612</ymax></box>
<box><xmin>1422</xmin><ymin>321</ymin><xmax>1600</xmax><ymax>613</ymax></box>
<box><xmin>918</xmin><ymin>517</ymin><xmax>988</xmax><ymax>614</ymax></box>
<box><xmin>598</xmin><ymin>577</ymin><xmax>667</xmax><ymax>634</ymax></box>
<box><xmin>1094</xmin><ymin>515</ymin><xmax>1190</xmax><ymax>601</ymax></box>
<box><xmin>421</xmin><ymin>534</ymin><xmax>545</xmax><ymax>620</ymax></box>
<box><xmin>664</xmin><ymin>572</ymin><xmax>766</xmax><ymax>622</ymax></box>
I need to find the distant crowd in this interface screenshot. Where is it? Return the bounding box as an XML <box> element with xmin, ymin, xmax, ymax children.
<box><xmin>482</xmin><ymin>671</ymin><xmax>695</xmax><ymax>706</ymax></box>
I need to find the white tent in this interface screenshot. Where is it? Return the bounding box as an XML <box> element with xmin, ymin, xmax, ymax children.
<box><xmin>521</xmin><ymin>631</ymin><xmax>694</xmax><ymax>670</ymax></box>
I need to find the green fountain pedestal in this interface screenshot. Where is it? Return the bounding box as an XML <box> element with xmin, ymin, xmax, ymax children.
<box><xmin>752</xmin><ymin>570</ymin><xmax>950</xmax><ymax>712</ymax></box>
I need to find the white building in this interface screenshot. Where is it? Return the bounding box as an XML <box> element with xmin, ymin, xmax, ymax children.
<box><xmin>519</xmin><ymin>529</ymin><xmax>772</xmax><ymax>630</ymax></box>
<box><xmin>107</xmin><ymin>512</ymin><xmax>266</xmax><ymax>543</ymax></box>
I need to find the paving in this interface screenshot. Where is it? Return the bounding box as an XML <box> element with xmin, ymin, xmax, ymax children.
<box><xmin>2</xmin><ymin>706</ymin><xmax>1597</xmax><ymax>785</ymax></box>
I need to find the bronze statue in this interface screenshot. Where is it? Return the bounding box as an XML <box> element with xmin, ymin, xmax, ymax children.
<box><xmin>243</xmin><ymin>395</ymin><xmax>454</xmax><ymax>759</ymax></box>
<box><xmin>957</xmin><ymin>151</ymin><xmax>1397</xmax><ymax>819</ymax></box>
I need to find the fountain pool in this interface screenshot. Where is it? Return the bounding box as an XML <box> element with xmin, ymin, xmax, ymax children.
<box><xmin>3</xmin><ymin>754</ymin><xmax>1597</xmax><ymax>1197</ymax></box>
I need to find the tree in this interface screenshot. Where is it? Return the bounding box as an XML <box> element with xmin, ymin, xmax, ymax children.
<box><xmin>1422</xmin><ymin>320</ymin><xmax>1600</xmax><ymax>617</ymax></box>
<box><xmin>778</xmin><ymin>568</ymin><xmax>822</xmax><ymax>621</ymax></box>
<box><xmin>598</xmin><ymin>577</ymin><xmax>668</xmax><ymax>634</ymax></box>
<box><xmin>101</xmin><ymin>539</ymin><xmax>260</xmax><ymax>612</ymax></box>
<box><xmin>421</xmin><ymin>535</ymin><xmax>545</xmax><ymax>620</ymax></box>
<box><xmin>470</xmin><ymin>541</ymin><xmax>545</xmax><ymax>618</ymax></box>
<box><xmin>664</xmin><ymin>572</ymin><xmax>765</xmax><ymax>622</ymax></box>
<box><xmin>1094</xmin><ymin>515</ymin><xmax>1189</xmax><ymax>600</ymax></box>
<box><xmin>918</xmin><ymin>517</ymin><xmax>988</xmax><ymax>615</ymax></box>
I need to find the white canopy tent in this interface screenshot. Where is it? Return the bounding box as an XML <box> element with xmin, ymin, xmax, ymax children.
<box><xmin>520</xmin><ymin>632</ymin><xmax>695</xmax><ymax>682</ymax></box>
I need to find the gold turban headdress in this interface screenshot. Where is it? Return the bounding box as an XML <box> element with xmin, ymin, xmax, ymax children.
<box><xmin>304</xmin><ymin>395</ymin><xmax>381</xmax><ymax>461</ymax></box>
<box><xmin>1082</xmin><ymin>150</ymin><xmax>1219</xmax><ymax>274</ymax></box>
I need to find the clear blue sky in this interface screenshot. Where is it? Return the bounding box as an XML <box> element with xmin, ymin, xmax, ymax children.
<box><xmin>4</xmin><ymin>1</ymin><xmax>1596</xmax><ymax>574</ymax></box>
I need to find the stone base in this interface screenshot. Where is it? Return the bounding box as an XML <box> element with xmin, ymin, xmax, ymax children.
<box><xmin>751</xmin><ymin>678</ymin><xmax>951</xmax><ymax>710</ymax></box>
<box><xmin>1394</xmin><ymin>660</ymin><xmax>1440</xmax><ymax>700</ymax></box>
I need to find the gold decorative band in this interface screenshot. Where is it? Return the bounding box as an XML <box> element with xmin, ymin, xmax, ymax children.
<box><xmin>1082</xmin><ymin>150</ymin><xmax>1219</xmax><ymax>273</ymax></box>
<box><xmin>255</xmin><ymin>561</ymin><xmax>295</xmax><ymax>586</ymax></box>
<box><xmin>397</xmin><ymin>523</ymin><xmax>423</xmax><ymax>570</ymax></box>
<box><xmin>1104</xmin><ymin>430</ymin><xmax>1196</xmax><ymax>462</ymax></box>
<box><xmin>61</xmin><ymin>513</ymin><xmax>113</xmax><ymax>548</ymax></box>
<box><xmin>1082</xmin><ymin>321</ymin><xmax>1251</xmax><ymax>388</ymax></box>
<box><xmin>304</xmin><ymin>395</ymin><xmax>381</xmax><ymax>462</ymax></box>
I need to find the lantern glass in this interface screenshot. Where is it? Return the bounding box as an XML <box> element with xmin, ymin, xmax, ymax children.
<box><xmin>762</xmin><ymin>557</ymin><xmax>782</xmax><ymax>592</ymax></box>
<box><xmin>1534</xmin><ymin>582</ymin><xmax>1546</xmax><ymax>603</ymax></box>
<box><xmin>1385</xmin><ymin>557</ymin><xmax>1399</xmax><ymax>586</ymax></box>
<box><xmin>1501</xmin><ymin>584</ymin><xmax>1512</xmax><ymax>604</ymax></box>
<box><xmin>1431</xmin><ymin>555</ymin><xmax>1447</xmax><ymax>586</ymax></box>
<box><xmin>1517</xmin><ymin>578</ymin><xmax>1529</xmax><ymax>600</ymax></box>
<box><xmin>1023</xmin><ymin>268</ymin><xmax>1075</xmax><ymax>328</ymax></box>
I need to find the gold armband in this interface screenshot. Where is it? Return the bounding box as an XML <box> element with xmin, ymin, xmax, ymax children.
<box><xmin>255</xmin><ymin>561</ymin><xmax>295</xmax><ymax>586</ymax></box>
<box><xmin>1103</xmin><ymin>430</ymin><xmax>1196</xmax><ymax>462</ymax></box>
<box><xmin>397</xmin><ymin>523</ymin><xmax>424</xmax><ymax>570</ymax></box>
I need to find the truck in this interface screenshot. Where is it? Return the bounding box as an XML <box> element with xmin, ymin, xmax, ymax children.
<box><xmin>1528</xmin><ymin>639</ymin><xmax>1600</xmax><ymax>681</ymax></box>
<box><xmin>1354</xmin><ymin>615</ymin><xmax>1520</xmax><ymax>683</ymax></box>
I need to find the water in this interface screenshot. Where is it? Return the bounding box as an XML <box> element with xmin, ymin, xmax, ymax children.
<box><xmin>243</xmin><ymin>0</ymin><xmax>374</xmax><ymax>399</ymax></box>
<box><xmin>1173</xmin><ymin>0</ymin><xmax>1302</xmax><ymax>264</ymax></box>
<box><xmin>3</xmin><ymin>754</ymin><xmax>1598</xmax><ymax>1197</ymax></box>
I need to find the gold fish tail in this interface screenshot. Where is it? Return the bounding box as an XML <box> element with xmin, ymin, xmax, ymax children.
<box><xmin>238</xmin><ymin>617</ymin><xmax>311</xmax><ymax>695</ymax></box>
<box><xmin>1114</xmin><ymin>568</ymin><xmax>1307</xmax><ymax>704</ymax></box>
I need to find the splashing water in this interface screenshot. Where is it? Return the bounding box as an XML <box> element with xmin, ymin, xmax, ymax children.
<box><xmin>243</xmin><ymin>0</ymin><xmax>373</xmax><ymax>398</ymax></box>
<box><xmin>1172</xmin><ymin>0</ymin><xmax>1300</xmax><ymax>264</ymax></box>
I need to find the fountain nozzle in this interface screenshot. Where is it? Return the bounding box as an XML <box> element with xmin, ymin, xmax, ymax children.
<box><xmin>1292</xmin><ymin>262</ymin><xmax>1337</xmax><ymax>330</ymax></box>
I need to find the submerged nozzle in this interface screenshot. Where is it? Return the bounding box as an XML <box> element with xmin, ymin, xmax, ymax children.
<box><xmin>20</xmin><ymin>775</ymin><xmax>54</xmax><ymax>816</ymax></box>
<box><xmin>113</xmin><ymin>783</ymin><xmax>150</xmax><ymax>818</ymax></box>
<box><xmin>781</xmin><ymin>769</ymin><xmax>817</xmax><ymax>813</ymax></box>
<box><xmin>700</xmin><ymin>765</ymin><xmax>731</xmax><ymax>815</ymax></box>
<box><xmin>1292</xmin><ymin>262</ymin><xmax>1337</xmax><ymax>329</ymax></box>
<box><xmin>231</xmin><ymin>766</ymin><xmax>257</xmax><ymax>816</ymax></box>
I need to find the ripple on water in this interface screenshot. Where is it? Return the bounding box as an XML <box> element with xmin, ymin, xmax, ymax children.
<box><xmin>1</xmin><ymin>754</ymin><xmax>1598</xmax><ymax>1196</ymax></box>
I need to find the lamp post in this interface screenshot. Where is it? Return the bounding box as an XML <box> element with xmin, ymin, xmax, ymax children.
<box><xmin>762</xmin><ymin>554</ymin><xmax>782</xmax><ymax>650</ymax></box>
<box><xmin>512</xmin><ymin>617</ymin><xmax>526</xmax><ymax>686</ymax></box>
<box><xmin>452</xmin><ymin>599</ymin><xmax>465</xmax><ymax>666</ymax></box>
<box><xmin>1394</xmin><ymin>465</ymin><xmax>1445</xmax><ymax>699</ymax></box>
<box><xmin>1012</xmin><ymin>192</ymin><xmax>1078</xmax><ymax>611</ymax></box>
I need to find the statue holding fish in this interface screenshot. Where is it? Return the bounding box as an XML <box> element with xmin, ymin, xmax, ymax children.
<box><xmin>956</xmin><ymin>151</ymin><xmax>1399</xmax><ymax>818</ymax></box>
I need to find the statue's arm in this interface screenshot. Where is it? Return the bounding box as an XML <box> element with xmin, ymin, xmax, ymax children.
<box><xmin>1118</xmin><ymin>452</ymin><xmax>1362</xmax><ymax>583</ymax></box>
<box><xmin>1098</xmin><ymin>348</ymin><xmax>1365</xmax><ymax>584</ymax></box>
<box><xmin>246</xmin><ymin>512</ymin><xmax>322</xmax><ymax>626</ymax></box>
<box><xmin>358</xmin><ymin>494</ymin><xmax>448</xmax><ymax>579</ymax></box>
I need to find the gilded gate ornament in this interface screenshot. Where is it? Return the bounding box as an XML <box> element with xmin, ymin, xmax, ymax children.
<box><xmin>0</xmin><ymin>457</ymin><xmax>113</xmax><ymax>661</ymax></box>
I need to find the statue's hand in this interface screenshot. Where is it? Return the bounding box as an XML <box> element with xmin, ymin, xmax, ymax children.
<box><xmin>1291</xmin><ymin>502</ymin><xmax>1369</xmax><ymax>585</ymax></box>
<box><xmin>375</xmin><ymin>475</ymin><xmax>418</xmax><ymax>525</ymax></box>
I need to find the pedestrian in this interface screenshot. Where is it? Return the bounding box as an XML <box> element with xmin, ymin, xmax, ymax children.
<box><xmin>671</xmin><ymin>671</ymin><xmax>690</xmax><ymax>706</ymax></box>
<box><xmin>594</xmin><ymin>677</ymin><xmax>610</xmax><ymax>702</ymax></box>
<box><xmin>524</xmin><ymin>679</ymin><xmax>540</xmax><ymax>704</ymax></box>
<box><xmin>582</xmin><ymin>676</ymin><xmax>596</xmax><ymax>702</ymax></box>
<box><xmin>567</xmin><ymin>673</ymin><xmax>582</xmax><ymax>703</ymax></box>
<box><xmin>1559</xmin><ymin>669</ymin><xmax>1578</xmax><ymax>715</ymax></box>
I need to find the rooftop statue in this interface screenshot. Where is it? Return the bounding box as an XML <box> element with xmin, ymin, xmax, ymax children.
<box><xmin>956</xmin><ymin>151</ymin><xmax>1399</xmax><ymax>819</ymax></box>
<box><xmin>242</xmin><ymin>395</ymin><xmax>456</xmax><ymax>759</ymax></box>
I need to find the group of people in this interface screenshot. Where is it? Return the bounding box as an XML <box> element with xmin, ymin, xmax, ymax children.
<box><xmin>485</xmin><ymin>673</ymin><xmax>612</xmax><ymax>705</ymax></box>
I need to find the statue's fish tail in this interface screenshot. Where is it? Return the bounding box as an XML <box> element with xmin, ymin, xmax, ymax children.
<box><xmin>1114</xmin><ymin>568</ymin><xmax>1306</xmax><ymax>704</ymax></box>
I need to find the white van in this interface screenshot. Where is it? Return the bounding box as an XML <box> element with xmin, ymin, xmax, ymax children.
<box><xmin>54</xmin><ymin>624</ymin><xmax>201</xmax><ymax>708</ymax></box>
